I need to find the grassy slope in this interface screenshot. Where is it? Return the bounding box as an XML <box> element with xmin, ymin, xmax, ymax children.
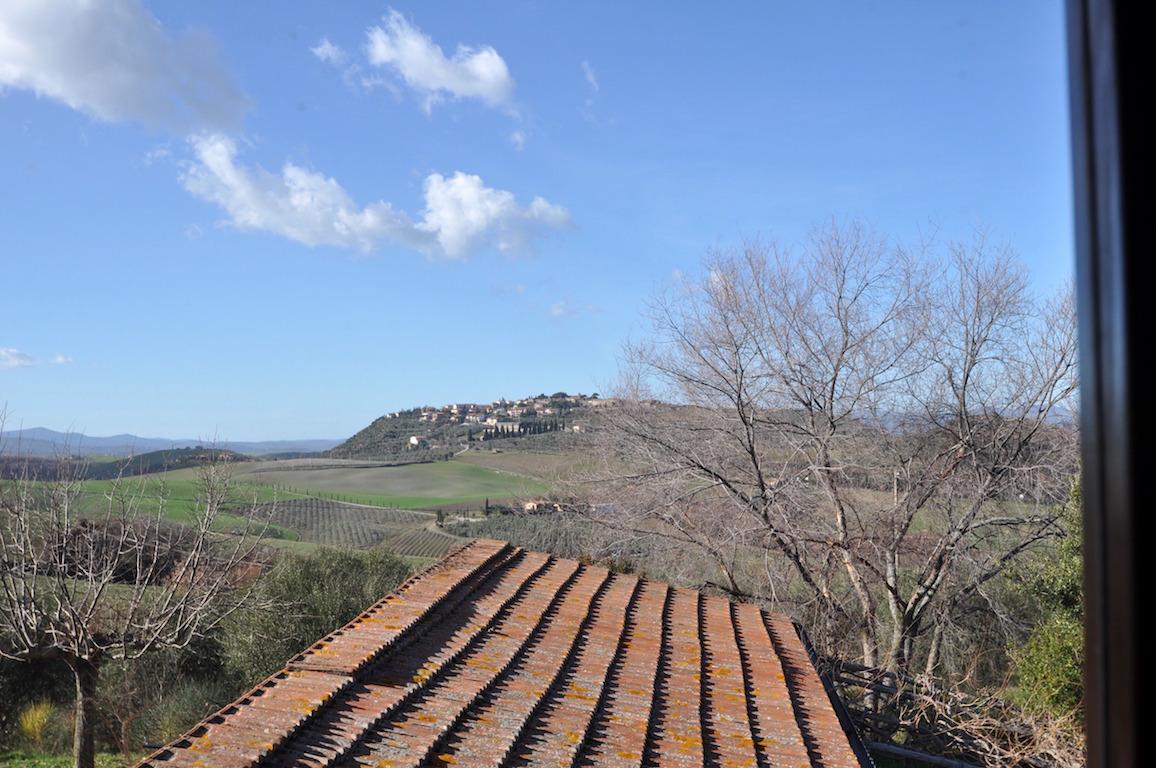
<box><xmin>233</xmin><ymin>459</ymin><xmax>548</xmax><ymax>509</ymax></box>
<box><xmin>455</xmin><ymin>450</ymin><xmax>593</xmax><ymax>483</ymax></box>
<box><xmin>73</xmin><ymin>467</ymin><xmax>304</xmax><ymax>539</ymax></box>
<box><xmin>40</xmin><ymin>456</ymin><xmax>553</xmax><ymax>556</ymax></box>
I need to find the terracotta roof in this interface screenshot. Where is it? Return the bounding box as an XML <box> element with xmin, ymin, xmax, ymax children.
<box><xmin>139</xmin><ymin>539</ymin><xmax>866</xmax><ymax>768</ymax></box>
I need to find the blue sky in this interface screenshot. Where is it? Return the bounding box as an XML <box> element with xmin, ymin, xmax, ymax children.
<box><xmin>1</xmin><ymin>1</ymin><xmax>1073</xmax><ymax>441</ymax></box>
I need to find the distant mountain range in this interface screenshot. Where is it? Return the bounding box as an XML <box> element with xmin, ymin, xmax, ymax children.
<box><xmin>0</xmin><ymin>427</ymin><xmax>342</xmax><ymax>458</ymax></box>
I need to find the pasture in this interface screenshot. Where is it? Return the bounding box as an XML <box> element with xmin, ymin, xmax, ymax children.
<box><xmin>71</xmin><ymin>468</ymin><xmax>304</xmax><ymax>540</ymax></box>
<box><xmin>455</xmin><ymin>450</ymin><xmax>591</xmax><ymax>482</ymax></box>
<box><xmin>233</xmin><ymin>459</ymin><xmax>548</xmax><ymax>509</ymax></box>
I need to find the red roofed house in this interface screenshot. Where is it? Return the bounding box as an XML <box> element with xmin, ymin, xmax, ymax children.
<box><xmin>137</xmin><ymin>539</ymin><xmax>871</xmax><ymax>768</ymax></box>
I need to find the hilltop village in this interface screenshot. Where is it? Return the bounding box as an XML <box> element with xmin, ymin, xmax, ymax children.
<box><xmin>332</xmin><ymin>392</ymin><xmax>613</xmax><ymax>457</ymax></box>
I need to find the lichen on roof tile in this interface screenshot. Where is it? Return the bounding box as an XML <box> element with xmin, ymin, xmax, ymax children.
<box><xmin>137</xmin><ymin>539</ymin><xmax>866</xmax><ymax>768</ymax></box>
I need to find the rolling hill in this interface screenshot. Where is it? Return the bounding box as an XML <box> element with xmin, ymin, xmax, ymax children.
<box><xmin>0</xmin><ymin>427</ymin><xmax>342</xmax><ymax>458</ymax></box>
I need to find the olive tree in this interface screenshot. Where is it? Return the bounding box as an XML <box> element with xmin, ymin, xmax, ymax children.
<box><xmin>0</xmin><ymin>449</ymin><xmax>268</xmax><ymax>768</ymax></box>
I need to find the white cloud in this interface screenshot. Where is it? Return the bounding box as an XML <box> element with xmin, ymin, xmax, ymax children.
<box><xmin>420</xmin><ymin>171</ymin><xmax>569</xmax><ymax>257</ymax></box>
<box><xmin>365</xmin><ymin>10</ymin><xmax>514</xmax><ymax>111</ymax></box>
<box><xmin>581</xmin><ymin>60</ymin><xmax>599</xmax><ymax>92</ymax></box>
<box><xmin>310</xmin><ymin>37</ymin><xmax>345</xmax><ymax>65</ymax></box>
<box><xmin>51</xmin><ymin>354</ymin><xmax>73</xmax><ymax>365</ymax></box>
<box><xmin>0</xmin><ymin>348</ymin><xmax>34</xmax><ymax>369</ymax></box>
<box><xmin>182</xmin><ymin>134</ymin><xmax>568</xmax><ymax>259</ymax></box>
<box><xmin>0</xmin><ymin>0</ymin><xmax>247</xmax><ymax>133</ymax></box>
<box><xmin>181</xmin><ymin>134</ymin><xmax>423</xmax><ymax>253</ymax></box>
<box><xmin>509</xmin><ymin>130</ymin><xmax>526</xmax><ymax>151</ymax></box>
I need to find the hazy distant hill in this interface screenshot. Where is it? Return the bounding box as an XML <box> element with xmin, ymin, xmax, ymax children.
<box><xmin>0</xmin><ymin>427</ymin><xmax>342</xmax><ymax>458</ymax></box>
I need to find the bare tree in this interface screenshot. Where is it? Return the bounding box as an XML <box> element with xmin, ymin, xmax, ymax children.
<box><xmin>0</xmin><ymin>440</ymin><xmax>268</xmax><ymax>768</ymax></box>
<box><xmin>581</xmin><ymin>222</ymin><xmax>1078</xmax><ymax>678</ymax></box>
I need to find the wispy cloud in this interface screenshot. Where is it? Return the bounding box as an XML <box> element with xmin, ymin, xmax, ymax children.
<box><xmin>581</xmin><ymin>60</ymin><xmax>599</xmax><ymax>93</ymax></box>
<box><xmin>364</xmin><ymin>10</ymin><xmax>515</xmax><ymax>112</ymax></box>
<box><xmin>310</xmin><ymin>37</ymin><xmax>345</xmax><ymax>65</ymax></box>
<box><xmin>0</xmin><ymin>349</ymin><xmax>35</xmax><ymax>369</ymax></box>
<box><xmin>0</xmin><ymin>349</ymin><xmax>70</xmax><ymax>369</ymax></box>
<box><xmin>580</xmin><ymin>59</ymin><xmax>610</xmax><ymax>125</ymax></box>
<box><xmin>547</xmin><ymin>299</ymin><xmax>597</xmax><ymax>319</ymax></box>
<box><xmin>509</xmin><ymin>130</ymin><xmax>526</xmax><ymax>151</ymax></box>
<box><xmin>182</xmin><ymin>134</ymin><xmax>569</xmax><ymax>258</ymax></box>
<box><xmin>0</xmin><ymin>0</ymin><xmax>248</xmax><ymax>133</ymax></box>
<box><xmin>143</xmin><ymin>146</ymin><xmax>173</xmax><ymax>166</ymax></box>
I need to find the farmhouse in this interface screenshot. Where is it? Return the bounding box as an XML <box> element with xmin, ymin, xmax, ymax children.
<box><xmin>522</xmin><ymin>499</ymin><xmax>562</xmax><ymax>513</ymax></box>
<box><xmin>139</xmin><ymin>539</ymin><xmax>868</xmax><ymax>768</ymax></box>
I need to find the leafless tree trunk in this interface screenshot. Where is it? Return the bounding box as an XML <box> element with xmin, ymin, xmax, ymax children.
<box><xmin>0</xmin><ymin>434</ymin><xmax>270</xmax><ymax>768</ymax></box>
<box><xmin>69</xmin><ymin>656</ymin><xmax>98</xmax><ymax>768</ymax></box>
<box><xmin>578</xmin><ymin>222</ymin><xmax>1078</xmax><ymax>677</ymax></box>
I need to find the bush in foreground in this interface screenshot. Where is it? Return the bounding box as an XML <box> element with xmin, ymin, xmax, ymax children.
<box><xmin>1012</xmin><ymin>479</ymin><xmax>1084</xmax><ymax>717</ymax></box>
<box><xmin>221</xmin><ymin>546</ymin><xmax>411</xmax><ymax>686</ymax></box>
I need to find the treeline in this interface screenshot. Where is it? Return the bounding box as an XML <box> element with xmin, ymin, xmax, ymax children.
<box><xmin>0</xmin><ymin>448</ymin><xmax>251</xmax><ymax>482</ymax></box>
<box><xmin>477</xmin><ymin>419</ymin><xmax>565</xmax><ymax>441</ymax></box>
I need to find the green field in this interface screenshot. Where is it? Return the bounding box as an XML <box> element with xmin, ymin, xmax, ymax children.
<box><xmin>31</xmin><ymin>457</ymin><xmax>546</xmax><ymax>558</ymax></box>
<box><xmin>234</xmin><ymin>459</ymin><xmax>548</xmax><ymax>509</ymax></box>
<box><xmin>72</xmin><ymin>468</ymin><xmax>307</xmax><ymax>540</ymax></box>
<box><xmin>456</xmin><ymin>450</ymin><xmax>592</xmax><ymax>482</ymax></box>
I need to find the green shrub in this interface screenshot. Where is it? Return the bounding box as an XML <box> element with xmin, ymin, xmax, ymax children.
<box><xmin>131</xmin><ymin>678</ymin><xmax>237</xmax><ymax>747</ymax></box>
<box><xmin>1011</xmin><ymin>479</ymin><xmax>1083</xmax><ymax>717</ymax></box>
<box><xmin>1012</xmin><ymin>612</ymin><xmax>1083</xmax><ymax>715</ymax></box>
<box><xmin>221</xmin><ymin>546</ymin><xmax>411</xmax><ymax>686</ymax></box>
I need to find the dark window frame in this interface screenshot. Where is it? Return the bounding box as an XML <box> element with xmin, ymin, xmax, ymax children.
<box><xmin>1066</xmin><ymin>1</ymin><xmax>1141</xmax><ymax>765</ymax></box>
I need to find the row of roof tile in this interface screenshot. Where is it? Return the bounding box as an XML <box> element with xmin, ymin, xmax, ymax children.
<box><xmin>139</xmin><ymin>539</ymin><xmax>865</xmax><ymax>768</ymax></box>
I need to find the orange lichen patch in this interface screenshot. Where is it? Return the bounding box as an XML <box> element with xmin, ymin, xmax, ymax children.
<box><xmin>135</xmin><ymin>540</ymin><xmax>863</xmax><ymax>768</ymax></box>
